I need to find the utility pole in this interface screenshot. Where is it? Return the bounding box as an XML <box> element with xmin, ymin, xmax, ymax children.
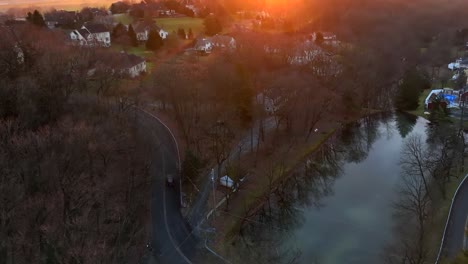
<box><xmin>460</xmin><ymin>92</ymin><xmax>466</xmax><ymax>174</ymax></box>
<box><xmin>210</xmin><ymin>168</ymin><xmax>216</xmax><ymax>219</ymax></box>
<box><xmin>459</xmin><ymin>95</ymin><xmax>465</xmax><ymax>134</ymax></box>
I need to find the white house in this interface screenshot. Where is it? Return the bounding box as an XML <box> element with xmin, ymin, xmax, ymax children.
<box><xmin>448</xmin><ymin>58</ymin><xmax>468</xmax><ymax>70</ymax></box>
<box><xmin>70</xmin><ymin>24</ymin><xmax>111</xmax><ymax>47</ymax></box>
<box><xmin>114</xmin><ymin>53</ymin><xmax>147</xmax><ymax>78</ymax></box>
<box><xmin>194</xmin><ymin>38</ymin><xmax>213</xmax><ymax>53</ymax></box>
<box><xmin>94</xmin><ymin>52</ymin><xmax>147</xmax><ymax>78</ymax></box>
<box><xmin>209</xmin><ymin>35</ymin><xmax>237</xmax><ymax>50</ymax></box>
<box><xmin>193</xmin><ymin>35</ymin><xmax>236</xmax><ymax>54</ymax></box>
<box><xmin>133</xmin><ymin>22</ymin><xmax>168</xmax><ymax>41</ymax></box>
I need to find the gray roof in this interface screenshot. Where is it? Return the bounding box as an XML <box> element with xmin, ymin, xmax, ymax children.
<box><xmin>194</xmin><ymin>38</ymin><xmax>211</xmax><ymax>48</ymax></box>
<box><xmin>84</xmin><ymin>23</ymin><xmax>109</xmax><ymax>33</ymax></box>
<box><xmin>99</xmin><ymin>52</ymin><xmax>145</xmax><ymax>69</ymax></box>
<box><xmin>77</xmin><ymin>28</ymin><xmax>90</xmax><ymax>38</ymax></box>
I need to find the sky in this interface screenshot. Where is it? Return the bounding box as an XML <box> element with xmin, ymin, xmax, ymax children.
<box><xmin>0</xmin><ymin>0</ymin><xmax>113</xmax><ymax>11</ymax></box>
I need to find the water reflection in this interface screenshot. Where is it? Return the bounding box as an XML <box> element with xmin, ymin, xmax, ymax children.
<box><xmin>230</xmin><ymin>113</ymin><xmax>428</xmax><ymax>264</ymax></box>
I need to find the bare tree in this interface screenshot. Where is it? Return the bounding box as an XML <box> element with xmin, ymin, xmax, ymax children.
<box><xmin>385</xmin><ymin>172</ymin><xmax>431</xmax><ymax>264</ymax></box>
<box><xmin>400</xmin><ymin>134</ymin><xmax>432</xmax><ymax>199</ymax></box>
<box><xmin>206</xmin><ymin>121</ymin><xmax>234</xmax><ymax>179</ymax></box>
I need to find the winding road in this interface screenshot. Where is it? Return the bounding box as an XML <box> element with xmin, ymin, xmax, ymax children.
<box><xmin>136</xmin><ymin>109</ymin><xmax>197</xmax><ymax>264</ymax></box>
<box><xmin>437</xmin><ymin>174</ymin><xmax>468</xmax><ymax>263</ymax></box>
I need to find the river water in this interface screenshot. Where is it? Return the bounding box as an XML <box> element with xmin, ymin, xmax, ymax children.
<box><xmin>233</xmin><ymin>112</ymin><xmax>431</xmax><ymax>264</ymax></box>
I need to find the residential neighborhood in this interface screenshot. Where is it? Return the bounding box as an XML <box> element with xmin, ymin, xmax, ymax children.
<box><xmin>2</xmin><ymin>1</ymin><xmax>468</xmax><ymax>264</ymax></box>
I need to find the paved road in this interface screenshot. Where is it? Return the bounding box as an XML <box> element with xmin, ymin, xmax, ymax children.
<box><xmin>137</xmin><ymin>109</ymin><xmax>198</xmax><ymax>264</ymax></box>
<box><xmin>439</xmin><ymin>175</ymin><xmax>468</xmax><ymax>262</ymax></box>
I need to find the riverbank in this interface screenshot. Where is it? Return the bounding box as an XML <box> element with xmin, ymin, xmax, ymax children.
<box><xmin>403</xmin><ymin>108</ymin><xmax>468</xmax><ymax>263</ymax></box>
<box><xmin>431</xmin><ymin>157</ymin><xmax>468</xmax><ymax>264</ymax></box>
<box><xmin>208</xmin><ymin>109</ymin><xmax>383</xmax><ymax>250</ymax></box>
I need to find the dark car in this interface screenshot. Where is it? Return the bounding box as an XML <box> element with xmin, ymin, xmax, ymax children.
<box><xmin>166</xmin><ymin>174</ymin><xmax>175</xmax><ymax>187</ymax></box>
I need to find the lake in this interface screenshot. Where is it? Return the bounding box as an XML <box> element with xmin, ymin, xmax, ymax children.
<box><xmin>233</xmin><ymin>112</ymin><xmax>430</xmax><ymax>264</ymax></box>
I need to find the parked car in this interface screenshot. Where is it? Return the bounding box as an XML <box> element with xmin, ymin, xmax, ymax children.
<box><xmin>166</xmin><ymin>174</ymin><xmax>175</xmax><ymax>187</ymax></box>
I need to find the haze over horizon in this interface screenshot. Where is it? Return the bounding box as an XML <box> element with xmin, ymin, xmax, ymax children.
<box><xmin>0</xmin><ymin>0</ymin><xmax>112</xmax><ymax>11</ymax></box>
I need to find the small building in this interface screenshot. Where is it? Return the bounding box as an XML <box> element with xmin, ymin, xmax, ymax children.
<box><xmin>133</xmin><ymin>21</ymin><xmax>168</xmax><ymax>41</ymax></box>
<box><xmin>94</xmin><ymin>52</ymin><xmax>147</xmax><ymax>78</ymax></box>
<box><xmin>193</xmin><ymin>35</ymin><xmax>236</xmax><ymax>54</ymax></box>
<box><xmin>209</xmin><ymin>35</ymin><xmax>236</xmax><ymax>50</ymax></box>
<box><xmin>312</xmin><ymin>32</ymin><xmax>337</xmax><ymax>41</ymax></box>
<box><xmin>70</xmin><ymin>24</ymin><xmax>111</xmax><ymax>47</ymax></box>
<box><xmin>449</xmin><ymin>58</ymin><xmax>468</xmax><ymax>71</ymax></box>
<box><xmin>194</xmin><ymin>38</ymin><xmax>213</xmax><ymax>53</ymax></box>
<box><xmin>425</xmin><ymin>88</ymin><xmax>460</xmax><ymax>110</ymax></box>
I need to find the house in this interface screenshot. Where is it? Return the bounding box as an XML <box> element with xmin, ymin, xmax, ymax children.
<box><xmin>45</xmin><ymin>21</ymin><xmax>57</xmax><ymax>29</ymax></box>
<box><xmin>95</xmin><ymin>52</ymin><xmax>147</xmax><ymax>78</ymax></box>
<box><xmin>133</xmin><ymin>21</ymin><xmax>168</xmax><ymax>41</ymax></box>
<box><xmin>70</xmin><ymin>24</ymin><xmax>111</xmax><ymax>47</ymax></box>
<box><xmin>449</xmin><ymin>58</ymin><xmax>468</xmax><ymax>70</ymax></box>
<box><xmin>288</xmin><ymin>41</ymin><xmax>323</xmax><ymax>65</ymax></box>
<box><xmin>194</xmin><ymin>38</ymin><xmax>213</xmax><ymax>53</ymax></box>
<box><xmin>209</xmin><ymin>35</ymin><xmax>236</xmax><ymax>50</ymax></box>
<box><xmin>45</xmin><ymin>10</ymin><xmax>79</xmax><ymax>28</ymax></box>
<box><xmin>193</xmin><ymin>35</ymin><xmax>236</xmax><ymax>54</ymax></box>
<box><xmin>312</xmin><ymin>32</ymin><xmax>337</xmax><ymax>41</ymax></box>
<box><xmin>425</xmin><ymin>88</ymin><xmax>460</xmax><ymax>109</ymax></box>
<box><xmin>185</xmin><ymin>5</ymin><xmax>198</xmax><ymax>16</ymax></box>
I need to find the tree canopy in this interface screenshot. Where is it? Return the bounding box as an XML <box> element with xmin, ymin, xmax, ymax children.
<box><xmin>26</xmin><ymin>10</ymin><xmax>46</xmax><ymax>27</ymax></box>
<box><xmin>204</xmin><ymin>16</ymin><xmax>222</xmax><ymax>36</ymax></box>
<box><xmin>128</xmin><ymin>24</ymin><xmax>139</xmax><ymax>47</ymax></box>
<box><xmin>395</xmin><ymin>70</ymin><xmax>430</xmax><ymax>110</ymax></box>
<box><xmin>146</xmin><ymin>29</ymin><xmax>164</xmax><ymax>50</ymax></box>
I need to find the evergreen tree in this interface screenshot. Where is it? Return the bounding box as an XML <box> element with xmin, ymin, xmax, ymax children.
<box><xmin>395</xmin><ymin>69</ymin><xmax>430</xmax><ymax>110</ymax></box>
<box><xmin>177</xmin><ymin>28</ymin><xmax>186</xmax><ymax>39</ymax></box>
<box><xmin>188</xmin><ymin>28</ymin><xmax>194</xmax><ymax>39</ymax></box>
<box><xmin>204</xmin><ymin>16</ymin><xmax>222</xmax><ymax>36</ymax></box>
<box><xmin>146</xmin><ymin>29</ymin><xmax>164</xmax><ymax>51</ymax></box>
<box><xmin>128</xmin><ymin>24</ymin><xmax>138</xmax><ymax>47</ymax></box>
<box><xmin>26</xmin><ymin>10</ymin><xmax>46</xmax><ymax>27</ymax></box>
<box><xmin>112</xmin><ymin>23</ymin><xmax>127</xmax><ymax>38</ymax></box>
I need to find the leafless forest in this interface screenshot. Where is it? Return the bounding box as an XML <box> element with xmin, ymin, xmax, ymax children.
<box><xmin>1</xmin><ymin>0</ymin><xmax>468</xmax><ymax>263</ymax></box>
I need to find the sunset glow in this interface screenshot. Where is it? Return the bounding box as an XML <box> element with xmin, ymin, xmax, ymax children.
<box><xmin>0</xmin><ymin>0</ymin><xmax>113</xmax><ymax>11</ymax></box>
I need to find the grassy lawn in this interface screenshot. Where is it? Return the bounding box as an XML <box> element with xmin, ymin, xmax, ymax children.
<box><xmin>111</xmin><ymin>44</ymin><xmax>153</xmax><ymax>58</ymax></box>
<box><xmin>155</xmin><ymin>17</ymin><xmax>204</xmax><ymax>35</ymax></box>
<box><xmin>113</xmin><ymin>14</ymin><xmax>133</xmax><ymax>25</ymax></box>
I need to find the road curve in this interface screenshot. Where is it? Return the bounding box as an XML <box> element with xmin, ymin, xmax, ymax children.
<box><xmin>437</xmin><ymin>174</ymin><xmax>468</xmax><ymax>263</ymax></box>
<box><xmin>136</xmin><ymin>109</ymin><xmax>198</xmax><ymax>264</ymax></box>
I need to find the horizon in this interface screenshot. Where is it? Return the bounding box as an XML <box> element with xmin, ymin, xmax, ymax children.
<box><xmin>0</xmin><ymin>0</ymin><xmax>113</xmax><ymax>12</ymax></box>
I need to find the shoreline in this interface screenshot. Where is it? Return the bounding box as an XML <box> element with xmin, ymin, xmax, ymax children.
<box><xmin>210</xmin><ymin>109</ymin><xmax>384</xmax><ymax>245</ymax></box>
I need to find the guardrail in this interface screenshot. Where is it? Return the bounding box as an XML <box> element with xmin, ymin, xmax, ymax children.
<box><xmin>435</xmin><ymin>173</ymin><xmax>468</xmax><ymax>264</ymax></box>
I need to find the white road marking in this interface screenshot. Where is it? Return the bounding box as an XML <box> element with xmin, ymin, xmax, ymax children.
<box><xmin>464</xmin><ymin>216</ymin><xmax>468</xmax><ymax>250</ymax></box>
<box><xmin>160</xmin><ymin>148</ymin><xmax>193</xmax><ymax>264</ymax></box>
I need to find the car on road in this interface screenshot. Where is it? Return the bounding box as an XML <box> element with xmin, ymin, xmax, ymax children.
<box><xmin>166</xmin><ymin>174</ymin><xmax>175</xmax><ymax>187</ymax></box>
